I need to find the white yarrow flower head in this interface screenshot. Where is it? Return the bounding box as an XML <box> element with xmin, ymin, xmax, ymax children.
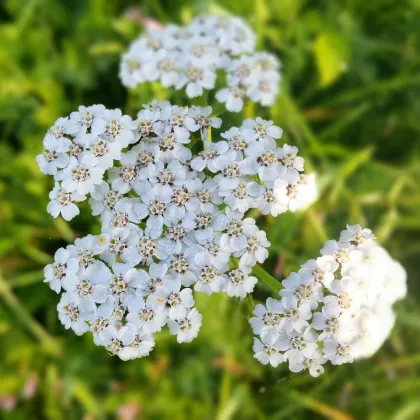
<box><xmin>250</xmin><ymin>225</ymin><xmax>406</xmax><ymax>376</ymax></box>
<box><xmin>36</xmin><ymin>106</ymin><xmax>139</xmax><ymax>220</ymax></box>
<box><xmin>38</xmin><ymin>99</ymin><xmax>313</xmax><ymax>359</ymax></box>
<box><xmin>168</xmin><ymin>308</ymin><xmax>203</xmax><ymax>343</ymax></box>
<box><xmin>119</xmin><ymin>14</ymin><xmax>281</xmax><ymax>112</ymax></box>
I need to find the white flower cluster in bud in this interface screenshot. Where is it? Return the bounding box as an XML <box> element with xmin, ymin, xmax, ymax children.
<box><xmin>39</xmin><ymin>100</ymin><xmax>314</xmax><ymax>359</ymax></box>
<box><xmin>250</xmin><ymin>225</ymin><xmax>407</xmax><ymax>376</ymax></box>
<box><xmin>120</xmin><ymin>14</ymin><xmax>280</xmax><ymax>112</ymax></box>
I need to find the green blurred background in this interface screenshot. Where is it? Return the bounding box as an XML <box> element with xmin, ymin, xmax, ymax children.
<box><xmin>1</xmin><ymin>0</ymin><xmax>420</xmax><ymax>418</ymax></box>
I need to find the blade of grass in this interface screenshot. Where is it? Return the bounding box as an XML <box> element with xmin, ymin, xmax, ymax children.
<box><xmin>328</xmin><ymin>146</ymin><xmax>374</xmax><ymax>206</ymax></box>
<box><xmin>0</xmin><ymin>272</ymin><xmax>61</xmax><ymax>357</ymax></box>
<box><xmin>285</xmin><ymin>390</ymin><xmax>353</xmax><ymax>420</ymax></box>
<box><xmin>253</xmin><ymin>264</ymin><xmax>282</xmax><ymax>293</ymax></box>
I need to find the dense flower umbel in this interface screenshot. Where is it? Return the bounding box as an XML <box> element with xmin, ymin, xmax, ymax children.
<box><xmin>119</xmin><ymin>14</ymin><xmax>281</xmax><ymax>112</ymax></box>
<box><xmin>38</xmin><ymin>100</ymin><xmax>316</xmax><ymax>359</ymax></box>
<box><xmin>250</xmin><ymin>225</ymin><xmax>407</xmax><ymax>376</ymax></box>
<box><xmin>36</xmin><ymin>101</ymin><xmax>315</xmax><ymax>223</ymax></box>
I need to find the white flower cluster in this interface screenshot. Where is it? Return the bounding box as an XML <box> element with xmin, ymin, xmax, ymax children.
<box><xmin>36</xmin><ymin>101</ymin><xmax>314</xmax><ymax>222</ymax></box>
<box><xmin>250</xmin><ymin>225</ymin><xmax>407</xmax><ymax>377</ymax></box>
<box><xmin>36</xmin><ymin>105</ymin><xmax>138</xmax><ymax>221</ymax></box>
<box><xmin>39</xmin><ymin>100</ymin><xmax>313</xmax><ymax>359</ymax></box>
<box><xmin>120</xmin><ymin>14</ymin><xmax>280</xmax><ymax>112</ymax></box>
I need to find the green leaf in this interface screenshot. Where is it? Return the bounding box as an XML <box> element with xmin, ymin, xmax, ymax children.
<box><xmin>313</xmin><ymin>32</ymin><xmax>348</xmax><ymax>88</ymax></box>
<box><xmin>252</xmin><ymin>264</ymin><xmax>282</xmax><ymax>293</ymax></box>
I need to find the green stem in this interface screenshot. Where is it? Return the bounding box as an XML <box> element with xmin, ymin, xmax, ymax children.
<box><xmin>0</xmin><ymin>272</ymin><xmax>61</xmax><ymax>357</ymax></box>
<box><xmin>252</xmin><ymin>265</ymin><xmax>282</xmax><ymax>293</ymax></box>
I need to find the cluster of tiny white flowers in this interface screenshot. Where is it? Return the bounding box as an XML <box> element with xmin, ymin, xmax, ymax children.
<box><xmin>250</xmin><ymin>225</ymin><xmax>407</xmax><ymax>376</ymax></box>
<box><xmin>36</xmin><ymin>105</ymin><xmax>138</xmax><ymax>221</ymax></box>
<box><xmin>120</xmin><ymin>14</ymin><xmax>280</xmax><ymax>112</ymax></box>
<box><xmin>39</xmin><ymin>100</ymin><xmax>314</xmax><ymax>359</ymax></box>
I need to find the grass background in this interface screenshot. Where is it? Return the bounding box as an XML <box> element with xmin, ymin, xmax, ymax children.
<box><xmin>1</xmin><ymin>0</ymin><xmax>420</xmax><ymax>418</ymax></box>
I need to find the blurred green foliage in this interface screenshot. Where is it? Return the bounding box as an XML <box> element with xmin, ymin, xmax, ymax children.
<box><xmin>1</xmin><ymin>0</ymin><xmax>420</xmax><ymax>418</ymax></box>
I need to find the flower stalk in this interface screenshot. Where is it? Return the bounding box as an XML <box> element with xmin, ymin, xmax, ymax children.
<box><xmin>252</xmin><ymin>264</ymin><xmax>282</xmax><ymax>293</ymax></box>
